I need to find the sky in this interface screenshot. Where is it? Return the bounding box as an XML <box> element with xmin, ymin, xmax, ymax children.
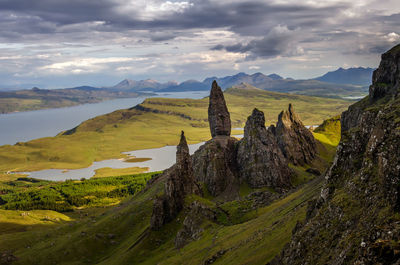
<box><xmin>0</xmin><ymin>0</ymin><xmax>400</xmax><ymax>89</ymax></box>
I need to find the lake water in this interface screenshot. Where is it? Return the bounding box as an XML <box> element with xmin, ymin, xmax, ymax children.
<box><xmin>24</xmin><ymin>142</ymin><xmax>205</xmax><ymax>181</ymax></box>
<box><xmin>0</xmin><ymin>91</ymin><xmax>209</xmax><ymax>146</ymax></box>
<box><xmin>22</xmin><ymin>134</ymin><xmax>245</xmax><ymax>181</ymax></box>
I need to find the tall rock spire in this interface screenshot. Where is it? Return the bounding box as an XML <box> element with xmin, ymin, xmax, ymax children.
<box><xmin>150</xmin><ymin>131</ymin><xmax>200</xmax><ymax>230</ymax></box>
<box><xmin>208</xmin><ymin>81</ymin><xmax>231</xmax><ymax>138</ymax></box>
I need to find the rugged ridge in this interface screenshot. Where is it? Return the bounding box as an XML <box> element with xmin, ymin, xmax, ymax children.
<box><xmin>271</xmin><ymin>43</ymin><xmax>400</xmax><ymax>264</ymax></box>
<box><xmin>237</xmin><ymin>108</ymin><xmax>292</xmax><ymax>189</ymax></box>
<box><xmin>272</xmin><ymin>103</ymin><xmax>317</xmax><ymax>166</ymax></box>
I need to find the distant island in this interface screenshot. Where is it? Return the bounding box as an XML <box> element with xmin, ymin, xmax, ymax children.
<box><xmin>0</xmin><ymin>86</ymin><xmax>153</xmax><ymax>114</ymax></box>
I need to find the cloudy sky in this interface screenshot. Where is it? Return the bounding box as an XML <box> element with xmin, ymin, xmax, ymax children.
<box><xmin>0</xmin><ymin>0</ymin><xmax>400</xmax><ymax>88</ymax></box>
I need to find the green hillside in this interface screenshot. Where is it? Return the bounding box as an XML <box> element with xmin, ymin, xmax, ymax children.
<box><xmin>0</xmin><ymin>85</ymin><xmax>345</xmax><ymax>264</ymax></box>
<box><xmin>0</xmin><ymin>87</ymin><xmax>351</xmax><ymax>176</ymax></box>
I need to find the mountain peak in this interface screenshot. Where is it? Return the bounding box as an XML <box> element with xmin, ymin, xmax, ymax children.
<box><xmin>314</xmin><ymin>66</ymin><xmax>374</xmax><ymax>86</ymax></box>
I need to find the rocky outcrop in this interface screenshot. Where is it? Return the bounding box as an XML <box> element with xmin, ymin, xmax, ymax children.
<box><xmin>369</xmin><ymin>44</ymin><xmax>400</xmax><ymax>100</ymax></box>
<box><xmin>273</xmin><ymin>104</ymin><xmax>317</xmax><ymax>166</ymax></box>
<box><xmin>208</xmin><ymin>81</ymin><xmax>231</xmax><ymax>137</ymax></box>
<box><xmin>237</xmin><ymin>108</ymin><xmax>292</xmax><ymax>189</ymax></box>
<box><xmin>150</xmin><ymin>131</ymin><xmax>201</xmax><ymax>230</ymax></box>
<box><xmin>271</xmin><ymin>44</ymin><xmax>400</xmax><ymax>265</ymax></box>
<box><xmin>175</xmin><ymin>201</ymin><xmax>217</xmax><ymax>248</ymax></box>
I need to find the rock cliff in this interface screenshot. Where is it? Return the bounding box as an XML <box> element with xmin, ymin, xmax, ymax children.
<box><xmin>273</xmin><ymin>103</ymin><xmax>317</xmax><ymax>166</ymax></box>
<box><xmin>237</xmin><ymin>108</ymin><xmax>292</xmax><ymax>190</ymax></box>
<box><xmin>271</xmin><ymin>44</ymin><xmax>400</xmax><ymax>265</ymax></box>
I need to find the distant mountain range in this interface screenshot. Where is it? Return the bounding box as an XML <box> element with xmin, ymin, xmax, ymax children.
<box><xmin>111</xmin><ymin>79</ymin><xmax>178</xmax><ymax>91</ymax></box>
<box><xmin>0</xmin><ymin>67</ymin><xmax>374</xmax><ymax>100</ymax></box>
<box><xmin>314</xmin><ymin>67</ymin><xmax>374</xmax><ymax>86</ymax></box>
<box><xmin>100</xmin><ymin>67</ymin><xmax>372</xmax><ymax>99</ymax></box>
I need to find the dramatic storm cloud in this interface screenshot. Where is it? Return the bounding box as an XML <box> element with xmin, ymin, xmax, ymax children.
<box><xmin>0</xmin><ymin>0</ymin><xmax>399</xmax><ymax>88</ymax></box>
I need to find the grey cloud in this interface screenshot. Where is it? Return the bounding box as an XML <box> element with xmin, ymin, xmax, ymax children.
<box><xmin>211</xmin><ymin>26</ymin><xmax>299</xmax><ymax>59</ymax></box>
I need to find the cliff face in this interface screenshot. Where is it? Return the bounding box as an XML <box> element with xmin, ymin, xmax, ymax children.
<box><xmin>369</xmin><ymin>45</ymin><xmax>400</xmax><ymax>100</ymax></box>
<box><xmin>237</xmin><ymin>108</ymin><xmax>292</xmax><ymax>190</ymax></box>
<box><xmin>272</xmin><ymin>44</ymin><xmax>400</xmax><ymax>265</ymax></box>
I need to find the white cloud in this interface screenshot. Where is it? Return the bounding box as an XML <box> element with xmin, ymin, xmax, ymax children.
<box><xmin>117</xmin><ymin>0</ymin><xmax>193</xmax><ymax>20</ymax></box>
<box><xmin>40</xmin><ymin>57</ymin><xmax>146</xmax><ymax>74</ymax></box>
<box><xmin>385</xmin><ymin>32</ymin><xmax>400</xmax><ymax>42</ymax></box>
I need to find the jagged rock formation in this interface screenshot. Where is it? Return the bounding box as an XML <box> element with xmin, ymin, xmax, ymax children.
<box><xmin>272</xmin><ymin>103</ymin><xmax>317</xmax><ymax>166</ymax></box>
<box><xmin>150</xmin><ymin>131</ymin><xmax>201</xmax><ymax>230</ymax></box>
<box><xmin>271</xmin><ymin>44</ymin><xmax>400</xmax><ymax>264</ymax></box>
<box><xmin>208</xmin><ymin>80</ymin><xmax>231</xmax><ymax>137</ymax></box>
<box><xmin>237</xmin><ymin>108</ymin><xmax>292</xmax><ymax>189</ymax></box>
<box><xmin>151</xmin><ymin>81</ymin><xmax>319</xmax><ymax>233</ymax></box>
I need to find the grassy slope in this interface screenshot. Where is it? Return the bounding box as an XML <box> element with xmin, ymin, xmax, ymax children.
<box><xmin>0</xmin><ymin>87</ymin><xmax>351</xmax><ymax>175</ymax></box>
<box><xmin>0</xmin><ymin>119</ymin><xmax>341</xmax><ymax>264</ymax></box>
<box><xmin>1</xmin><ymin>174</ymin><xmax>323</xmax><ymax>265</ymax></box>
<box><xmin>313</xmin><ymin>115</ymin><xmax>341</xmax><ymax>146</ymax></box>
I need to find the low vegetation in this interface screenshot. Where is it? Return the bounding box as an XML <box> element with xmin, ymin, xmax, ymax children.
<box><xmin>0</xmin><ymin>172</ymin><xmax>158</xmax><ymax>212</ymax></box>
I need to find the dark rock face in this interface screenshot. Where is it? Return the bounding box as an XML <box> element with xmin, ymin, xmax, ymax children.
<box><xmin>274</xmin><ymin>104</ymin><xmax>317</xmax><ymax>166</ymax></box>
<box><xmin>237</xmin><ymin>108</ymin><xmax>292</xmax><ymax>189</ymax></box>
<box><xmin>272</xmin><ymin>44</ymin><xmax>400</xmax><ymax>265</ymax></box>
<box><xmin>369</xmin><ymin>44</ymin><xmax>400</xmax><ymax>100</ymax></box>
<box><xmin>192</xmin><ymin>136</ymin><xmax>239</xmax><ymax>200</ymax></box>
<box><xmin>150</xmin><ymin>131</ymin><xmax>201</xmax><ymax>230</ymax></box>
<box><xmin>208</xmin><ymin>81</ymin><xmax>231</xmax><ymax>137</ymax></box>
